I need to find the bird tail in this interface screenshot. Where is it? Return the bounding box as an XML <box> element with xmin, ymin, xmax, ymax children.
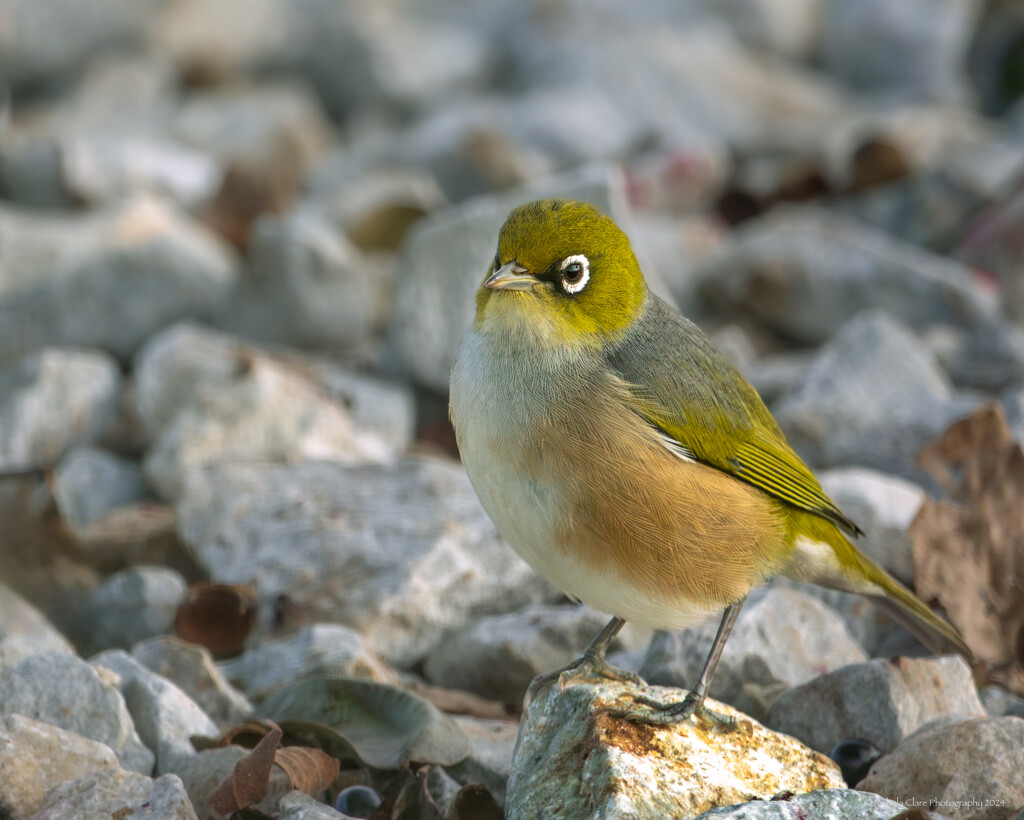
<box><xmin>784</xmin><ymin>515</ymin><xmax>972</xmax><ymax>661</ymax></box>
<box><xmin>827</xmin><ymin>535</ymin><xmax>973</xmax><ymax>660</ymax></box>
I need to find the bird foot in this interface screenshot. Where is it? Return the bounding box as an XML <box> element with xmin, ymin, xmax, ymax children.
<box><xmin>528</xmin><ymin>653</ymin><xmax>644</xmax><ymax>697</ymax></box>
<box><xmin>604</xmin><ymin>690</ymin><xmax>738</xmax><ymax>730</ymax></box>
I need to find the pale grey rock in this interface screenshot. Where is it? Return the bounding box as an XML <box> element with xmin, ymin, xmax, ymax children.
<box><xmin>980</xmin><ymin>686</ymin><xmax>1024</xmax><ymax>719</ymax></box>
<box><xmin>821</xmin><ymin>0</ymin><xmax>981</xmax><ymax>104</ymax></box>
<box><xmin>697</xmin><ymin>0</ymin><xmax>824</xmax><ymax>59</ymax></box>
<box><xmin>772</xmin><ymin>579</ymin><xmax>892</xmax><ymax>659</ymax></box>
<box><xmin>307</xmin><ymin>166</ymin><xmax>446</xmax><ymax>251</ymax></box>
<box><xmin>91</xmin><ymin>651</ymin><xmax>217</xmax><ymax>775</ymax></box>
<box><xmin>171</xmin><ymin>81</ymin><xmax>333</xmax><ymax>177</ymax></box>
<box><xmin>739</xmin><ymin>351</ymin><xmax>813</xmax><ymax>406</ymax></box>
<box><xmin>51</xmin><ymin>446</ymin><xmax>151</xmax><ymax>535</ymax></box>
<box><xmin>241</xmin><ymin>207</ymin><xmax>382</xmax><ymax>348</ymax></box>
<box><xmin>0</xmin><ymin>54</ymin><xmax>207</xmax><ymax>209</ymax></box>
<box><xmin>520</xmin><ymin>22</ymin><xmax>851</xmax><ymax>157</ymax></box>
<box><xmin>696</xmin><ymin>207</ymin><xmax>995</xmax><ymax>346</ymax></box>
<box><xmin>86</xmin><ymin>566</ymin><xmax>188</xmax><ymax>654</ymax></box>
<box><xmin>448</xmin><ymin>716</ymin><xmax>519</xmax><ymax>807</ymax></box>
<box><xmin>766</xmin><ymin>655</ymin><xmax>986</xmax><ymax>754</ymax></box>
<box><xmin>696</xmin><ymin>789</ymin><xmax>905</xmax><ymax>820</ymax></box>
<box><xmin>131</xmin><ymin>637</ymin><xmax>253</xmax><ymax>728</ymax></box>
<box><xmin>0</xmin><ymin>0</ymin><xmax>163</xmax><ymax>89</ymax></box>
<box><xmin>0</xmin><ymin>582</ymin><xmax>75</xmax><ymax>666</ymax></box>
<box><xmin>218</xmin><ymin>623</ymin><xmax>395</xmax><ymax>703</ymax></box>
<box><xmin>423</xmin><ymin>605</ymin><xmax>637</xmax><ymax>707</ymax></box>
<box><xmin>151</xmin><ymin>0</ymin><xmax>295</xmax><ymax>79</ymax></box>
<box><xmin>31</xmin><ymin>769</ymin><xmax>197</xmax><ymax>820</ymax></box>
<box><xmin>507</xmin><ymin>676</ymin><xmax>843</xmax><ymax>820</ymax></box>
<box><xmin>641</xmin><ymin>586</ymin><xmax>866</xmax><ymax>719</ymax></box>
<box><xmin>278</xmin><ymin>791</ymin><xmax>349</xmax><ymax>819</ymax></box>
<box><xmin>0</xmin><ymin>714</ymin><xmax>120</xmax><ymax>820</ymax></box>
<box><xmin>957</xmin><ymin>187</ymin><xmax>1024</xmax><ymax>323</ymax></box>
<box><xmin>0</xmin><ymin>197</ymin><xmax>237</xmax><ymax>360</ymax></box>
<box><xmin>774</xmin><ymin>312</ymin><xmax>980</xmax><ymax>475</ymax></box>
<box><xmin>292</xmin><ymin>3</ymin><xmax>490</xmax><ymax>117</ymax></box>
<box><xmin>928</xmin><ymin>322</ymin><xmax>1024</xmax><ymax>392</ymax></box>
<box><xmin>178</xmin><ymin>457</ymin><xmax>553</xmax><ymax>667</ymax></box>
<box><xmin>0</xmin><ymin>652</ymin><xmax>154</xmax><ymax>774</ymax></box>
<box><xmin>818</xmin><ymin>467</ymin><xmax>924</xmax><ymax>584</ymax></box>
<box><xmin>0</xmin><ymin>349</ymin><xmax>120</xmax><ymax>470</ymax></box>
<box><xmin>630</xmin><ymin>213</ymin><xmax>726</xmax><ymax>315</ymax></box>
<box><xmin>62</xmin><ymin>133</ymin><xmax>222</xmax><ymax>209</ymax></box>
<box><xmin>391</xmin><ymin>164</ymin><xmax>637</xmax><ymax>392</ymax></box>
<box><xmin>860</xmin><ymin>716</ymin><xmax>1024</xmax><ymax>820</ymax></box>
<box><xmin>177</xmin><ymin>745</ymin><xmax>291</xmax><ymax>817</ymax></box>
<box><xmin>134</xmin><ymin>323</ymin><xmax>404</xmax><ymax>500</ymax></box>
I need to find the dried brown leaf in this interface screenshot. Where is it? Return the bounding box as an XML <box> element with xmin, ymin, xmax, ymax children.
<box><xmin>274</xmin><ymin>746</ymin><xmax>340</xmax><ymax>796</ymax></box>
<box><xmin>208</xmin><ymin>722</ymin><xmax>283</xmax><ymax>815</ymax></box>
<box><xmin>175</xmin><ymin>582</ymin><xmax>259</xmax><ymax>659</ymax></box>
<box><xmin>911</xmin><ymin>403</ymin><xmax>1024</xmax><ymax>694</ymax></box>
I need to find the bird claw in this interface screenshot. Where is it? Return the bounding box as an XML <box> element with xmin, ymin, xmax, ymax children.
<box><xmin>528</xmin><ymin>653</ymin><xmax>644</xmax><ymax>697</ymax></box>
<box><xmin>604</xmin><ymin>691</ymin><xmax>738</xmax><ymax>730</ymax></box>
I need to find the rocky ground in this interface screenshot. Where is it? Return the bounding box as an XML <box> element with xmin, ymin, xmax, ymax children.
<box><xmin>2</xmin><ymin>0</ymin><xmax>1024</xmax><ymax>818</ymax></box>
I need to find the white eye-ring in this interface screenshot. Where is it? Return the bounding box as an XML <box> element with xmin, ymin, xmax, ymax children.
<box><xmin>559</xmin><ymin>254</ymin><xmax>590</xmax><ymax>294</ymax></box>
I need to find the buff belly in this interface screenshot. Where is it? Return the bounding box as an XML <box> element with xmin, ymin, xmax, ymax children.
<box><xmin>450</xmin><ymin>330</ymin><xmax>789</xmax><ymax>630</ymax></box>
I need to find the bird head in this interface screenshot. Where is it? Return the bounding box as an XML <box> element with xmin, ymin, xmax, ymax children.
<box><xmin>474</xmin><ymin>199</ymin><xmax>648</xmax><ymax>350</ymax></box>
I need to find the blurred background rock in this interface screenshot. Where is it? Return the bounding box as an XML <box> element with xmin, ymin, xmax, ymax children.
<box><xmin>2</xmin><ymin>1</ymin><xmax>1024</xmax><ymax>817</ymax></box>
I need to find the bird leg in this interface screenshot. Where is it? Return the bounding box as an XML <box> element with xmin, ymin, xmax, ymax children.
<box><xmin>527</xmin><ymin>616</ymin><xmax>643</xmax><ymax>696</ymax></box>
<box><xmin>606</xmin><ymin>597</ymin><xmax>747</xmax><ymax>729</ymax></box>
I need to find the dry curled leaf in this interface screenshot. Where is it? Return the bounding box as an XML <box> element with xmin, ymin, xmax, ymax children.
<box><xmin>910</xmin><ymin>403</ymin><xmax>1024</xmax><ymax>695</ymax></box>
<box><xmin>208</xmin><ymin>722</ymin><xmax>282</xmax><ymax>815</ymax></box>
<box><xmin>175</xmin><ymin>582</ymin><xmax>259</xmax><ymax>659</ymax></box>
<box><xmin>275</xmin><ymin>745</ymin><xmax>340</xmax><ymax>796</ymax></box>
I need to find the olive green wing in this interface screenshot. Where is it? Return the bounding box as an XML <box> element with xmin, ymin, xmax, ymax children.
<box><xmin>607</xmin><ymin>297</ymin><xmax>861</xmax><ymax>537</ymax></box>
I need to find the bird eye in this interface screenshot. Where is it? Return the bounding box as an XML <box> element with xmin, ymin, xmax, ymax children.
<box><xmin>559</xmin><ymin>254</ymin><xmax>590</xmax><ymax>294</ymax></box>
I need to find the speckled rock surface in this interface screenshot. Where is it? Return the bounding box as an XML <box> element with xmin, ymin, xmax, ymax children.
<box><xmin>766</xmin><ymin>655</ymin><xmax>986</xmax><ymax>753</ymax></box>
<box><xmin>860</xmin><ymin>716</ymin><xmax>1024</xmax><ymax>820</ymax></box>
<box><xmin>0</xmin><ymin>714</ymin><xmax>120</xmax><ymax>819</ymax></box>
<box><xmin>506</xmin><ymin>675</ymin><xmax>845</xmax><ymax>820</ymax></box>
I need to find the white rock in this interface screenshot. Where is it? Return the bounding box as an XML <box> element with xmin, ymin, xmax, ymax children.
<box><xmin>134</xmin><ymin>324</ymin><xmax>402</xmax><ymax>500</ymax></box>
<box><xmin>86</xmin><ymin>566</ymin><xmax>188</xmax><ymax>654</ymax></box>
<box><xmin>423</xmin><ymin>605</ymin><xmax>641</xmax><ymax>707</ymax></box>
<box><xmin>0</xmin><ymin>582</ymin><xmax>76</xmax><ymax>666</ymax></box>
<box><xmin>31</xmin><ymin>768</ymin><xmax>197</xmax><ymax>820</ymax></box>
<box><xmin>131</xmin><ymin>637</ymin><xmax>253</xmax><ymax>728</ymax></box>
<box><xmin>218</xmin><ymin>623</ymin><xmax>396</xmax><ymax>703</ymax></box>
<box><xmin>171</xmin><ymin>80</ymin><xmax>333</xmax><ymax>176</ymax></box>
<box><xmin>0</xmin><ymin>714</ymin><xmax>121</xmax><ymax>820</ymax></box>
<box><xmin>696</xmin><ymin>207</ymin><xmax>996</xmax><ymax>346</ymax></box>
<box><xmin>177</xmin><ymin>456</ymin><xmax>554</xmax><ymax>667</ymax></box>
<box><xmin>92</xmin><ymin>651</ymin><xmax>218</xmax><ymax>775</ymax></box>
<box><xmin>859</xmin><ymin>716</ymin><xmax>1024</xmax><ymax>816</ymax></box>
<box><xmin>0</xmin><ymin>652</ymin><xmax>154</xmax><ymax>774</ymax></box>
<box><xmin>0</xmin><ymin>197</ymin><xmax>238</xmax><ymax>360</ymax></box>
<box><xmin>766</xmin><ymin>655</ymin><xmax>986</xmax><ymax>754</ymax></box>
<box><xmin>507</xmin><ymin>676</ymin><xmax>844</xmax><ymax>820</ymax></box>
<box><xmin>241</xmin><ymin>207</ymin><xmax>381</xmax><ymax>348</ymax></box>
<box><xmin>821</xmin><ymin>0</ymin><xmax>982</xmax><ymax>104</ymax></box>
<box><xmin>774</xmin><ymin>311</ymin><xmax>981</xmax><ymax>475</ymax></box>
<box><xmin>0</xmin><ymin>0</ymin><xmax>163</xmax><ymax>89</ymax></box>
<box><xmin>640</xmin><ymin>586</ymin><xmax>867</xmax><ymax>718</ymax></box>
<box><xmin>0</xmin><ymin>349</ymin><xmax>120</xmax><ymax>470</ymax></box>
<box><xmin>818</xmin><ymin>467</ymin><xmax>924</xmax><ymax>584</ymax></box>
<box><xmin>51</xmin><ymin>446</ymin><xmax>151</xmax><ymax>535</ymax></box>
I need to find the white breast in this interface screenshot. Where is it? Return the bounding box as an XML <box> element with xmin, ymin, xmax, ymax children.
<box><xmin>450</xmin><ymin>328</ymin><xmax>717</xmax><ymax>630</ymax></box>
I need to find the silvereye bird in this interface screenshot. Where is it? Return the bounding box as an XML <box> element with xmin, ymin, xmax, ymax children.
<box><xmin>449</xmin><ymin>199</ymin><xmax>970</xmax><ymax>725</ymax></box>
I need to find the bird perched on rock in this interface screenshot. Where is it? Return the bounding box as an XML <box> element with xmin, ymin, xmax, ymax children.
<box><xmin>449</xmin><ymin>198</ymin><xmax>970</xmax><ymax>725</ymax></box>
